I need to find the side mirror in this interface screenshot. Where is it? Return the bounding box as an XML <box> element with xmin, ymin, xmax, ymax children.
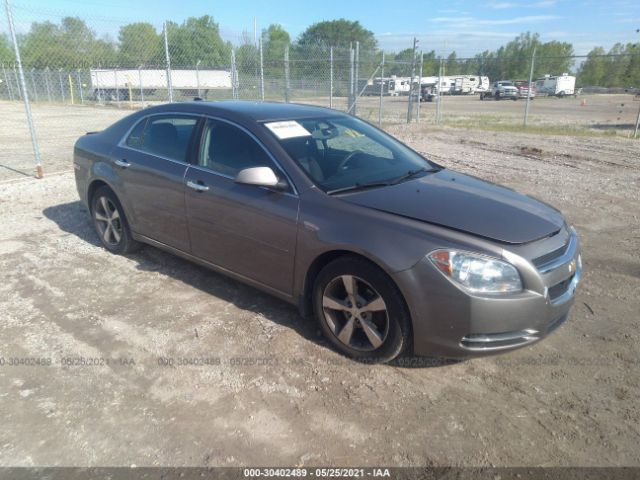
<box><xmin>235</xmin><ymin>166</ymin><xmax>288</xmax><ymax>191</ymax></box>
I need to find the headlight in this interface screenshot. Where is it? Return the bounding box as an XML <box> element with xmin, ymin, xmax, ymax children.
<box><xmin>428</xmin><ymin>250</ymin><xmax>522</xmax><ymax>293</ymax></box>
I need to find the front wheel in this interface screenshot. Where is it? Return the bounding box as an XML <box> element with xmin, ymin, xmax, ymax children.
<box><xmin>91</xmin><ymin>186</ymin><xmax>140</xmax><ymax>254</ymax></box>
<box><xmin>313</xmin><ymin>256</ymin><xmax>411</xmax><ymax>363</ymax></box>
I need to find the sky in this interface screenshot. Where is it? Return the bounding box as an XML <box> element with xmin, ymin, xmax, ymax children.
<box><xmin>5</xmin><ymin>0</ymin><xmax>640</xmax><ymax>57</ymax></box>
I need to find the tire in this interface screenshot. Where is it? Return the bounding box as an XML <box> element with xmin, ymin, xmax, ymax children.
<box><xmin>312</xmin><ymin>256</ymin><xmax>411</xmax><ymax>363</ymax></box>
<box><xmin>495</xmin><ymin>93</ymin><xmax>501</xmax><ymax>100</ymax></box>
<box><xmin>512</xmin><ymin>97</ymin><xmax>517</xmax><ymax>101</ymax></box>
<box><xmin>91</xmin><ymin>186</ymin><xmax>140</xmax><ymax>255</ymax></box>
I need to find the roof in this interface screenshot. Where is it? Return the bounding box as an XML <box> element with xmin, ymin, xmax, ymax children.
<box><xmin>149</xmin><ymin>100</ymin><xmax>342</xmax><ymax>123</ymax></box>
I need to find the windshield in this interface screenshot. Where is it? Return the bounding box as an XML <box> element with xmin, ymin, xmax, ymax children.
<box><xmin>266</xmin><ymin>116</ymin><xmax>438</xmax><ymax>193</ymax></box>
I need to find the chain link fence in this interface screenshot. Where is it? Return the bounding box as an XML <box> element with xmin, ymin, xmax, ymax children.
<box><xmin>1</xmin><ymin>1</ymin><xmax>639</xmax><ymax>179</ymax></box>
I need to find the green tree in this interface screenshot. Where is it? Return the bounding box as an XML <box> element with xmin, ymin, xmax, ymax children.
<box><xmin>262</xmin><ymin>23</ymin><xmax>290</xmax><ymax>76</ymax></box>
<box><xmin>298</xmin><ymin>19</ymin><xmax>376</xmax><ymax>51</ymax></box>
<box><xmin>386</xmin><ymin>48</ymin><xmax>413</xmax><ymax>76</ymax></box>
<box><xmin>166</xmin><ymin>16</ymin><xmax>231</xmax><ymax>67</ymax></box>
<box><xmin>20</xmin><ymin>17</ymin><xmax>116</xmax><ymax>67</ymax></box>
<box><xmin>118</xmin><ymin>23</ymin><xmax>161</xmax><ymax>67</ymax></box>
<box><xmin>577</xmin><ymin>47</ymin><xmax>607</xmax><ymax>86</ymax></box>
<box><xmin>0</xmin><ymin>34</ymin><xmax>13</xmax><ymax>63</ymax></box>
<box><xmin>445</xmin><ymin>51</ymin><xmax>458</xmax><ymax>75</ymax></box>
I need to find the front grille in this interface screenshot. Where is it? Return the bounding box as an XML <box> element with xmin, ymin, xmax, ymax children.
<box><xmin>532</xmin><ymin>242</ymin><xmax>568</xmax><ymax>269</ymax></box>
<box><xmin>548</xmin><ymin>274</ymin><xmax>575</xmax><ymax>301</ymax></box>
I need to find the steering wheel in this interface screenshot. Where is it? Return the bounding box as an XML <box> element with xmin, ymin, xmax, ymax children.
<box><xmin>337</xmin><ymin>150</ymin><xmax>365</xmax><ymax>172</ymax></box>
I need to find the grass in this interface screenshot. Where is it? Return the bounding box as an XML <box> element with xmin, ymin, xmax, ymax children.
<box><xmin>397</xmin><ymin>114</ymin><xmax>638</xmax><ymax>139</ymax></box>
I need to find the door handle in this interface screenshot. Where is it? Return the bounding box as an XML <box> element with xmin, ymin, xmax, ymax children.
<box><xmin>114</xmin><ymin>159</ymin><xmax>130</xmax><ymax>168</ymax></box>
<box><xmin>186</xmin><ymin>180</ymin><xmax>210</xmax><ymax>192</ymax></box>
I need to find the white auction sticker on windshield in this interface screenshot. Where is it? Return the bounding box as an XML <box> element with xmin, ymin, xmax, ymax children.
<box><xmin>265</xmin><ymin>121</ymin><xmax>311</xmax><ymax>139</ymax></box>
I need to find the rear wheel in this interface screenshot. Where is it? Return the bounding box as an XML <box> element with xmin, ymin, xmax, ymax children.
<box><xmin>313</xmin><ymin>256</ymin><xmax>411</xmax><ymax>363</ymax></box>
<box><xmin>91</xmin><ymin>186</ymin><xmax>140</xmax><ymax>254</ymax></box>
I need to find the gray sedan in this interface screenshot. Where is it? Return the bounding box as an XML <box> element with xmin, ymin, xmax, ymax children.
<box><xmin>74</xmin><ymin>101</ymin><xmax>581</xmax><ymax>362</ymax></box>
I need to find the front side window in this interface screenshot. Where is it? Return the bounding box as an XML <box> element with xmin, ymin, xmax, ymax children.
<box><xmin>198</xmin><ymin>119</ymin><xmax>275</xmax><ymax>177</ymax></box>
<box><xmin>267</xmin><ymin>116</ymin><xmax>438</xmax><ymax>193</ymax></box>
<box><xmin>127</xmin><ymin>115</ymin><xmax>198</xmax><ymax>162</ymax></box>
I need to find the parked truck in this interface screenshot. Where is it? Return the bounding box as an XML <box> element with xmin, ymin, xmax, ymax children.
<box><xmin>90</xmin><ymin>68</ymin><xmax>232</xmax><ymax>101</ymax></box>
<box><xmin>480</xmin><ymin>80</ymin><xmax>519</xmax><ymax>100</ymax></box>
<box><xmin>535</xmin><ymin>73</ymin><xmax>576</xmax><ymax>97</ymax></box>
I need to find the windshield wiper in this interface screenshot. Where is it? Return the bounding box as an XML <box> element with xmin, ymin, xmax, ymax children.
<box><xmin>326</xmin><ymin>181</ymin><xmax>392</xmax><ymax>195</ymax></box>
<box><xmin>389</xmin><ymin>167</ymin><xmax>431</xmax><ymax>185</ymax></box>
<box><xmin>326</xmin><ymin>167</ymin><xmax>441</xmax><ymax>195</ymax></box>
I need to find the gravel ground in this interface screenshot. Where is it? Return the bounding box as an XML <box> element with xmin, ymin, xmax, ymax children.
<box><xmin>0</xmin><ymin>107</ymin><xmax>639</xmax><ymax>467</ymax></box>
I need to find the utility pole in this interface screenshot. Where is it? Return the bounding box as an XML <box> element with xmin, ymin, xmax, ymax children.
<box><xmin>406</xmin><ymin>37</ymin><xmax>418</xmax><ymax>123</ymax></box>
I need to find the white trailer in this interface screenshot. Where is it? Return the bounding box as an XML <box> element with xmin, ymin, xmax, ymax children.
<box><xmin>535</xmin><ymin>73</ymin><xmax>576</xmax><ymax>97</ymax></box>
<box><xmin>420</xmin><ymin>75</ymin><xmax>489</xmax><ymax>94</ymax></box>
<box><xmin>90</xmin><ymin>68</ymin><xmax>232</xmax><ymax>100</ymax></box>
<box><xmin>388</xmin><ymin>76</ymin><xmax>412</xmax><ymax>96</ymax></box>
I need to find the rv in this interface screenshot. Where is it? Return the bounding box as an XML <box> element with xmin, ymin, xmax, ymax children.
<box><xmin>90</xmin><ymin>68</ymin><xmax>232</xmax><ymax>101</ymax></box>
<box><xmin>535</xmin><ymin>73</ymin><xmax>576</xmax><ymax>97</ymax></box>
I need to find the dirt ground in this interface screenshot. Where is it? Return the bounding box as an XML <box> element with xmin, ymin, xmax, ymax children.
<box><xmin>0</xmin><ymin>102</ymin><xmax>639</xmax><ymax>467</ymax></box>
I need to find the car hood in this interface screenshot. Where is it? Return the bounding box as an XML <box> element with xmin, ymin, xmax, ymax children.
<box><xmin>340</xmin><ymin>169</ymin><xmax>564</xmax><ymax>244</ymax></box>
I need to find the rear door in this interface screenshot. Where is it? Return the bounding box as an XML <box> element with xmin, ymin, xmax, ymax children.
<box><xmin>110</xmin><ymin>114</ymin><xmax>200</xmax><ymax>251</ymax></box>
<box><xmin>184</xmin><ymin>118</ymin><xmax>299</xmax><ymax>295</ymax></box>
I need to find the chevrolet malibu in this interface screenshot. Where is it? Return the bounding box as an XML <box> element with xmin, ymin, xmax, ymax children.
<box><xmin>74</xmin><ymin>101</ymin><xmax>581</xmax><ymax>362</ymax></box>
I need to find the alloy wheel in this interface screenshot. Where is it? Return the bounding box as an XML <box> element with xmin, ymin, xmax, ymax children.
<box><xmin>94</xmin><ymin>196</ymin><xmax>123</xmax><ymax>246</ymax></box>
<box><xmin>321</xmin><ymin>274</ymin><xmax>389</xmax><ymax>351</ymax></box>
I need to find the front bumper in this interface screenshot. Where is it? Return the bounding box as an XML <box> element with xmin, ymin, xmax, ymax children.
<box><xmin>393</xmin><ymin>233</ymin><xmax>581</xmax><ymax>358</ymax></box>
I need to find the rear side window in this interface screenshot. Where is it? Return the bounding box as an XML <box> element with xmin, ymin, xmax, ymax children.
<box><xmin>126</xmin><ymin>115</ymin><xmax>198</xmax><ymax>162</ymax></box>
<box><xmin>125</xmin><ymin>118</ymin><xmax>147</xmax><ymax>148</ymax></box>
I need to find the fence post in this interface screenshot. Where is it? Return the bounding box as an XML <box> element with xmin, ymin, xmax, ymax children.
<box><xmin>2</xmin><ymin>63</ymin><xmax>13</xmax><ymax>100</ymax></box>
<box><xmin>523</xmin><ymin>46</ymin><xmax>536</xmax><ymax>128</ymax></box>
<box><xmin>77</xmin><ymin>70</ymin><xmax>84</xmax><ymax>104</ymax></box>
<box><xmin>259</xmin><ymin>39</ymin><xmax>264</xmax><ymax>101</ymax></box>
<box><xmin>231</xmin><ymin>48</ymin><xmax>238</xmax><ymax>100</ymax></box>
<box><xmin>634</xmin><ymin>102</ymin><xmax>640</xmax><ymax>139</ymax></box>
<box><xmin>407</xmin><ymin>37</ymin><xmax>417</xmax><ymax>123</ymax></box>
<box><xmin>436</xmin><ymin>57</ymin><xmax>443</xmax><ymax>124</ymax></box>
<box><xmin>113</xmin><ymin>68</ymin><xmax>119</xmax><ymax>107</ymax></box>
<box><xmin>353</xmin><ymin>41</ymin><xmax>359</xmax><ymax>116</ymax></box>
<box><xmin>196</xmin><ymin>59</ymin><xmax>201</xmax><ymax>98</ymax></box>
<box><xmin>284</xmin><ymin>45</ymin><xmax>290</xmax><ymax>103</ymax></box>
<box><xmin>163</xmin><ymin>21</ymin><xmax>173</xmax><ymax>102</ymax></box>
<box><xmin>4</xmin><ymin>0</ymin><xmax>42</xmax><ymax>177</ymax></box>
<box><xmin>68</xmin><ymin>73</ymin><xmax>75</xmax><ymax>105</ymax></box>
<box><xmin>379</xmin><ymin>52</ymin><xmax>385</xmax><ymax>125</ymax></box>
<box><xmin>13</xmin><ymin>64</ymin><xmax>21</xmax><ymax>100</ymax></box>
<box><xmin>329</xmin><ymin>46</ymin><xmax>333</xmax><ymax>109</ymax></box>
<box><xmin>44</xmin><ymin>67</ymin><xmax>51</xmax><ymax>102</ymax></box>
<box><xmin>348</xmin><ymin>46</ymin><xmax>354</xmax><ymax>114</ymax></box>
<box><xmin>30</xmin><ymin>68</ymin><xmax>38</xmax><ymax>102</ymax></box>
<box><xmin>138</xmin><ymin>66</ymin><xmax>144</xmax><ymax>107</ymax></box>
<box><xmin>416</xmin><ymin>51</ymin><xmax>423</xmax><ymax>122</ymax></box>
<box><xmin>58</xmin><ymin>69</ymin><xmax>65</xmax><ymax>103</ymax></box>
